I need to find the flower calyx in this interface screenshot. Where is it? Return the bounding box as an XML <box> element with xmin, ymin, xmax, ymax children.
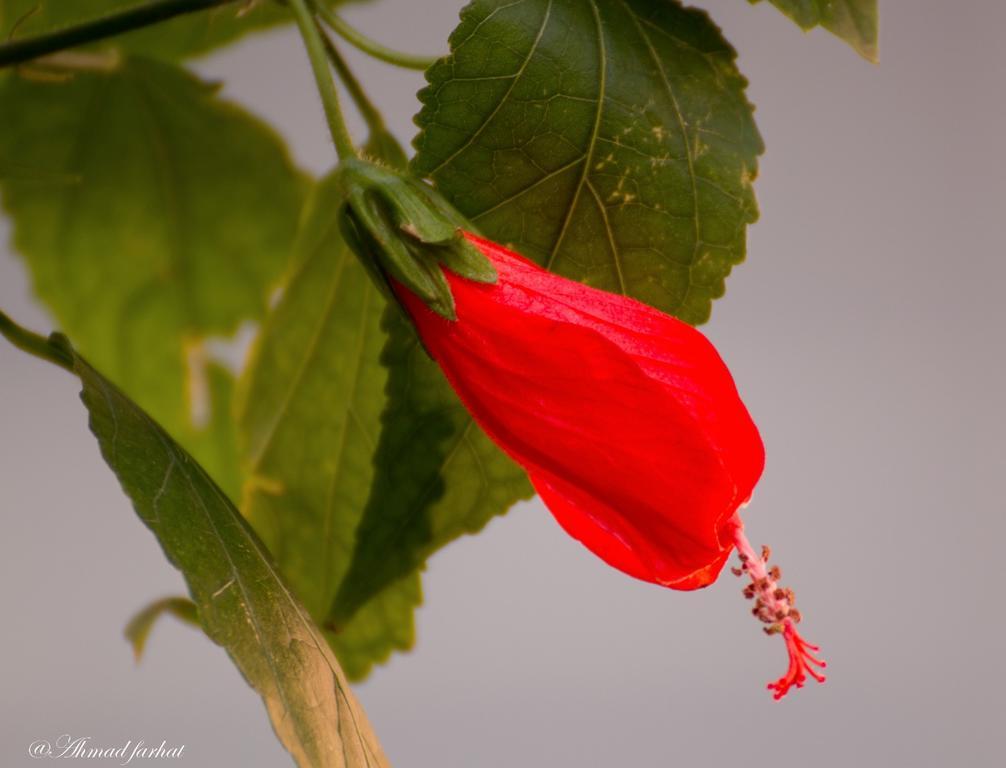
<box><xmin>337</xmin><ymin>158</ymin><xmax>496</xmax><ymax>319</ymax></box>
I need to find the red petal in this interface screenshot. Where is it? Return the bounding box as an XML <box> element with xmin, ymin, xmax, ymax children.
<box><xmin>464</xmin><ymin>234</ymin><xmax>765</xmax><ymax>509</ymax></box>
<box><xmin>394</xmin><ymin>234</ymin><xmax>764</xmax><ymax>589</ymax></box>
<box><xmin>534</xmin><ymin>470</ymin><xmax>735</xmax><ymax>589</ymax></box>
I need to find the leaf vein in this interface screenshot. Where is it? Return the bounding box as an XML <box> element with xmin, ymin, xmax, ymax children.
<box><xmin>425</xmin><ymin>0</ymin><xmax>554</xmax><ymax>177</ymax></box>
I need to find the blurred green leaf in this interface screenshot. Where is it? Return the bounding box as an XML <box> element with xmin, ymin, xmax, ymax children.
<box><xmin>186</xmin><ymin>360</ymin><xmax>243</xmax><ymax>501</ymax></box>
<box><xmin>0</xmin><ymin>58</ymin><xmax>307</xmax><ymax>495</ymax></box>
<box><xmin>236</xmin><ymin>174</ymin><xmax>420</xmax><ymax>680</ymax></box>
<box><xmin>330</xmin><ymin>304</ymin><xmax>532</xmax><ymax>626</ymax></box>
<box><xmin>749</xmin><ymin>0</ymin><xmax>878</xmax><ymax>62</ymax></box>
<box><xmin>412</xmin><ymin>0</ymin><xmax>763</xmax><ymax>325</ymax></box>
<box><xmin>0</xmin><ymin>321</ymin><xmax>389</xmax><ymax>768</ymax></box>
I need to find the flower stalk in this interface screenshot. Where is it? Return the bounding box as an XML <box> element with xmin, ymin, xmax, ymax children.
<box><xmin>287</xmin><ymin>0</ymin><xmax>357</xmax><ymax>161</ymax></box>
<box><xmin>318</xmin><ymin>25</ymin><xmax>407</xmax><ymax>169</ymax></box>
<box><xmin>320</xmin><ymin>30</ymin><xmax>384</xmax><ymax>139</ymax></box>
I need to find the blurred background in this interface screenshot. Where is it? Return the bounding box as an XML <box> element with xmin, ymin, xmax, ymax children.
<box><xmin>2</xmin><ymin>0</ymin><xmax>1004</xmax><ymax>765</ymax></box>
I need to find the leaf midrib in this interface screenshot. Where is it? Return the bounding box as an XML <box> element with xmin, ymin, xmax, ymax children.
<box><xmin>543</xmin><ymin>0</ymin><xmax>609</xmax><ymax>276</ymax></box>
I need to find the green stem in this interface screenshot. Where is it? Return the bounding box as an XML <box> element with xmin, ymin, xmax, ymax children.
<box><xmin>319</xmin><ymin>29</ymin><xmax>409</xmax><ymax>169</ymax></box>
<box><xmin>319</xmin><ymin>29</ymin><xmax>385</xmax><ymax>136</ymax></box>
<box><xmin>0</xmin><ymin>0</ymin><xmax>237</xmax><ymax>69</ymax></box>
<box><xmin>312</xmin><ymin>2</ymin><xmax>437</xmax><ymax>71</ymax></box>
<box><xmin>288</xmin><ymin>0</ymin><xmax>357</xmax><ymax>160</ymax></box>
<box><xmin>0</xmin><ymin>311</ymin><xmax>73</xmax><ymax>372</ymax></box>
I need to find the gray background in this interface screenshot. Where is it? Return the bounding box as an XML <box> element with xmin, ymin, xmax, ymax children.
<box><xmin>2</xmin><ymin>0</ymin><xmax>1004</xmax><ymax>765</ymax></box>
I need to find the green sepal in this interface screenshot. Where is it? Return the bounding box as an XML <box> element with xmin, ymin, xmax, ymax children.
<box><xmin>435</xmin><ymin>237</ymin><xmax>497</xmax><ymax>284</ymax></box>
<box><xmin>336</xmin><ymin>158</ymin><xmax>496</xmax><ymax>319</ymax></box>
<box><xmin>338</xmin><ymin>208</ymin><xmax>395</xmax><ymax>304</ymax></box>
<box><xmin>344</xmin><ymin>185</ymin><xmax>453</xmax><ymax>316</ymax></box>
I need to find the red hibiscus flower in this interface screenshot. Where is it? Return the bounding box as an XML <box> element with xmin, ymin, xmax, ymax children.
<box><xmin>394</xmin><ymin>232</ymin><xmax>825</xmax><ymax>700</ymax></box>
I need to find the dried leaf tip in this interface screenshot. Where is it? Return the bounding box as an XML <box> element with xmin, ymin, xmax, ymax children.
<box><xmin>731</xmin><ymin>524</ymin><xmax>826</xmax><ymax>700</ymax></box>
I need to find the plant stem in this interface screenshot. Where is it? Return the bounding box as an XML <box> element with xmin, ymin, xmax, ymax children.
<box><xmin>288</xmin><ymin>0</ymin><xmax>357</xmax><ymax>160</ymax></box>
<box><xmin>319</xmin><ymin>29</ymin><xmax>385</xmax><ymax>136</ymax></box>
<box><xmin>0</xmin><ymin>311</ymin><xmax>73</xmax><ymax>372</ymax></box>
<box><xmin>312</xmin><ymin>2</ymin><xmax>437</xmax><ymax>71</ymax></box>
<box><xmin>0</xmin><ymin>0</ymin><xmax>237</xmax><ymax>69</ymax></box>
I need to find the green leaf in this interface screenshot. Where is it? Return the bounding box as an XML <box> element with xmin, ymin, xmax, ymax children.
<box><xmin>330</xmin><ymin>305</ymin><xmax>532</xmax><ymax>626</ymax></box>
<box><xmin>0</xmin><ymin>57</ymin><xmax>307</xmax><ymax>495</ymax></box>
<box><xmin>326</xmin><ymin>573</ymin><xmax>421</xmax><ymax>680</ymax></box>
<box><xmin>0</xmin><ymin>1</ymin><xmax>359</xmax><ymax>62</ymax></box>
<box><xmin>412</xmin><ymin>0</ymin><xmax>763</xmax><ymax>325</ymax></box>
<box><xmin>236</xmin><ymin>174</ymin><xmax>420</xmax><ymax>680</ymax></box>
<box><xmin>0</xmin><ymin>320</ymin><xmax>389</xmax><ymax>768</ymax></box>
<box><xmin>124</xmin><ymin>596</ymin><xmax>200</xmax><ymax>661</ymax></box>
<box><xmin>748</xmin><ymin>0</ymin><xmax>878</xmax><ymax>62</ymax></box>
